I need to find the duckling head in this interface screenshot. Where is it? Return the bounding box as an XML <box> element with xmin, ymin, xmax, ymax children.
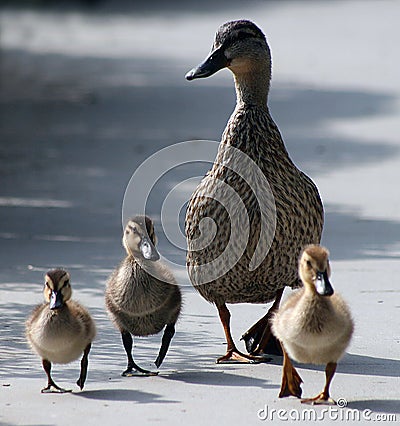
<box><xmin>186</xmin><ymin>20</ymin><xmax>270</xmax><ymax>81</ymax></box>
<box><xmin>44</xmin><ymin>269</ymin><xmax>72</xmax><ymax>310</ymax></box>
<box><xmin>299</xmin><ymin>245</ymin><xmax>334</xmax><ymax>297</ymax></box>
<box><xmin>123</xmin><ymin>215</ymin><xmax>160</xmax><ymax>262</ymax></box>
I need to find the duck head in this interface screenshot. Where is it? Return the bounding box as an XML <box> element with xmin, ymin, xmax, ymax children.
<box><xmin>44</xmin><ymin>269</ymin><xmax>72</xmax><ymax>310</ymax></box>
<box><xmin>123</xmin><ymin>215</ymin><xmax>160</xmax><ymax>262</ymax></box>
<box><xmin>186</xmin><ymin>20</ymin><xmax>270</xmax><ymax>80</ymax></box>
<box><xmin>299</xmin><ymin>245</ymin><xmax>334</xmax><ymax>297</ymax></box>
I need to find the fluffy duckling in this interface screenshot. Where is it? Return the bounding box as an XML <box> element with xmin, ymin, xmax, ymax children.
<box><xmin>271</xmin><ymin>245</ymin><xmax>353</xmax><ymax>404</ymax></box>
<box><xmin>105</xmin><ymin>215</ymin><xmax>181</xmax><ymax>376</ymax></box>
<box><xmin>26</xmin><ymin>269</ymin><xmax>96</xmax><ymax>393</ymax></box>
<box><xmin>185</xmin><ymin>20</ymin><xmax>323</xmax><ymax>362</ymax></box>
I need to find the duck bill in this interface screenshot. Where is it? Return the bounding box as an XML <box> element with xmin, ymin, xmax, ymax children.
<box><xmin>185</xmin><ymin>46</ymin><xmax>229</xmax><ymax>80</ymax></box>
<box><xmin>315</xmin><ymin>271</ymin><xmax>334</xmax><ymax>296</ymax></box>
<box><xmin>49</xmin><ymin>290</ymin><xmax>64</xmax><ymax>310</ymax></box>
<box><xmin>140</xmin><ymin>237</ymin><xmax>160</xmax><ymax>261</ymax></box>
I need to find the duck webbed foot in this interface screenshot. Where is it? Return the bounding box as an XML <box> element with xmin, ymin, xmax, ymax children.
<box><xmin>217</xmin><ymin>348</ymin><xmax>271</xmax><ymax>364</ymax></box>
<box><xmin>217</xmin><ymin>303</ymin><xmax>271</xmax><ymax>364</ymax></box>
<box><xmin>241</xmin><ymin>289</ymin><xmax>284</xmax><ymax>356</ymax></box>
<box><xmin>241</xmin><ymin>327</ymin><xmax>282</xmax><ymax>356</ymax></box>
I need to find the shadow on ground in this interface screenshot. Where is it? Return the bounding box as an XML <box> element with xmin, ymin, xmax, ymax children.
<box><xmin>161</xmin><ymin>369</ymin><xmax>278</xmax><ymax>389</ymax></box>
<box><xmin>73</xmin><ymin>388</ymin><xmax>178</xmax><ymax>403</ymax></box>
<box><xmin>348</xmin><ymin>399</ymin><xmax>400</xmax><ymax>414</ymax></box>
<box><xmin>268</xmin><ymin>352</ymin><xmax>400</xmax><ymax>378</ymax></box>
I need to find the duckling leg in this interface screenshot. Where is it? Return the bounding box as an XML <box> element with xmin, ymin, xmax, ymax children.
<box><xmin>154</xmin><ymin>323</ymin><xmax>175</xmax><ymax>368</ymax></box>
<box><xmin>241</xmin><ymin>288</ymin><xmax>284</xmax><ymax>355</ymax></box>
<box><xmin>121</xmin><ymin>331</ymin><xmax>158</xmax><ymax>376</ymax></box>
<box><xmin>216</xmin><ymin>304</ymin><xmax>269</xmax><ymax>363</ymax></box>
<box><xmin>278</xmin><ymin>345</ymin><xmax>303</xmax><ymax>398</ymax></box>
<box><xmin>76</xmin><ymin>343</ymin><xmax>91</xmax><ymax>390</ymax></box>
<box><xmin>41</xmin><ymin>359</ymin><xmax>72</xmax><ymax>393</ymax></box>
<box><xmin>301</xmin><ymin>362</ymin><xmax>337</xmax><ymax>405</ymax></box>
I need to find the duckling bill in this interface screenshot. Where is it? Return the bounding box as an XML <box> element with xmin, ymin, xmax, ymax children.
<box><xmin>26</xmin><ymin>269</ymin><xmax>96</xmax><ymax>393</ymax></box>
<box><xmin>105</xmin><ymin>215</ymin><xmax>181</xmax><ymax>376</ymax></box>
<box><xmin>271</xmin><ymin>245</ymin><xmax>354</xmax><ymax>404</ymax></box>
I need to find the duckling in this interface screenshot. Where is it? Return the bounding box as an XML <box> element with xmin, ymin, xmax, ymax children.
<box><xmin>26</xmin><ymin>269</ymin><xmax>96</xmax><ymax>393</ymax></box>
<box><xmin>105</xmin><ymin>215</ymin><xmax>181</xmax><ymax>376</ymax></box>
<box><xmin>271</xmin><ymin>245</ymin><xmax>354</xmax><ymax>404</ymax></box>
<box><xmin>185</xmin><ymin>20</ymin><xmax>323</xmax><ymax>362</ymax></box>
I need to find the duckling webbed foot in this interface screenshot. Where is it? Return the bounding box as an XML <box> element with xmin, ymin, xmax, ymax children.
<box><xmin>154</xmin><ymin>323</ymin><xmax>175</xmax><ymax>368</ymax></box>
<box><xmin>76</xmin><ymin>343</ymin><xmax>91</xmax><ymax>390</ymax></box>
<box><xmin>121</xmin><ymin>331</ymin><xmax>158</xmax><ymax>376</ymax></box>
<box><xmin>41</xmin><ymin>359</ymin><xmax>72</xmax><ymax>394</ymax></box>
<box><xmin>279</xmin><ymin>365</ymin><xmax>303</xmax><ymax>398</ymax></box>
<box><xmin>278</xmin><ymin>344</ymin><xmax>303</xmax><ymax>399</ymax></box>
<box><xmin>301</xmin><ymin>394</ymin><xmax>336</xmax><ymax>405</ymax></box>
<box><xmin>122</xmin><ymin>364</ymin><xmax>158</xmax><ymax>377</ymax></box>
<box><xmin>41</xmin><ymin>384</ymin><xmax>72</xmax><ymax>394</ymax></box>
<box><xmin>301</xmin><ymin>362</ymin><xmax>337</xmax><ymax>405</ymax></box>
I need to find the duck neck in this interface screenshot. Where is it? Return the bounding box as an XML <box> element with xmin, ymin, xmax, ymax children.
<box><xmin>303</xmin><ymin>281</ymin><xmax>318</xmax><ymax>298</ymax></box>
<box><xmin>232</xmin><ymin>65</ymin><xmax>271</xmax><ymax>109</ymax></box>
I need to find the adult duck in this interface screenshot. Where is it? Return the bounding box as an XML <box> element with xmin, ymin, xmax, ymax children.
<box><xmin>185</xmin><ymin>20</ymin><xmax>323</xmax><ymax>362</ymax></box>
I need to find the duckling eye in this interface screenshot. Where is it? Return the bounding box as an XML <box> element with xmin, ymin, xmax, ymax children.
<box><xmin>306</xmin><ymin>260</ymin><xmax>312</xmax><ymax>268</ymax></box>
<box><xmin>64</xmin><ymin>279</ymin><xmax>70</xmax><ymax>287</ymax></box>
<box><xmin>127</xmin><ymin>225</ymin><xmax>137</xmax><ymax>234</ymax></box>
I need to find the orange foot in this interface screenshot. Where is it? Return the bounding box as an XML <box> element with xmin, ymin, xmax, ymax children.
<box><xmin>279</xmin><ymin>367</ymin><xmax>303</xmax><ymax>398</ymax></box>
<box><xmin>301</xmin><ymin>393</ymin><xmax>336</xmax><ymax>405</ymax></box>
<box><xmin>217</xmin><ymin>349</ymin><xmax>271</xmax><ymax>364</ymax></box>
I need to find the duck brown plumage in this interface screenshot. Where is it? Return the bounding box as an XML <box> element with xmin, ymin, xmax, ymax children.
<box><xmin>105</xmin><ymin>215</ymin><xmax>181</xmax><ymax>375</ymax></box>
<box><xmin>185</xmin><ymin>20</ymin><xmax>323</xmax><ymax>362</ymax></box>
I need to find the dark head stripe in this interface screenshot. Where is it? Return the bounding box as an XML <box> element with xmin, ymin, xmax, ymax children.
<box><xmin>46</xmin><ymin>269</ymin><xmax>67</xmax><ymax>282</ymax></box>
<box><xmin>127</xmin><ymin>215</ymin><xmax>156</xmax><ymax>245</ymax></box>
<box><xmin>216</xmin><ymin>20</ymin><xmax>266</xmax><ymax>48</ymax></box>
